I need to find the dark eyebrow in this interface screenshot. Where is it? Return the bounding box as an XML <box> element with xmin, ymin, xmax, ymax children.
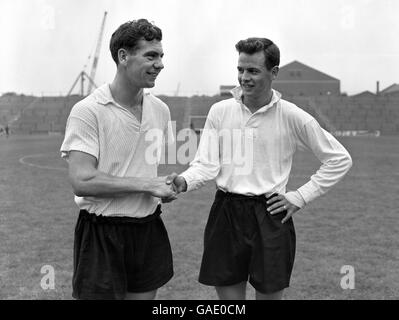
<box><xmin>144</xmin><ymin>50</ymin><xmax>164</xmax><ymax>58</ymax></box>
<box><xmin>237</xmin><ymin>66</ymin><xmax>260</xmax><ymax>72</ymax></box>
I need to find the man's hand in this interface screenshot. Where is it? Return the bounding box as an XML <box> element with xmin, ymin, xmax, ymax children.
<box><xmin>266</xmin><ymin>194</ymin><xmax>300</xmax><ymax>224</ymax></box>
<box><xmin>148</xmin><ymin>175</ymin><xmax>177</xmax><ymax>200</ymax></box>
<box><xmin>161</xmin><ymin>173</ymin><xmax>187</xmax><ymax>203</ymax></box>
<box><xmin>162</xmin><ymin>173</ymin><xmax>179</xmax><ymax>203</ymax></box>
<box><xmin>165</xmin><ymin>174</ymin><xmax>187</xmax><ymax>193</ymax></box>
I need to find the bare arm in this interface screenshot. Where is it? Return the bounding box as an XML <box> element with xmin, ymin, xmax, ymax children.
<box><xmin>67</xmin><ymin>151</ymin><xmax>176</xmax><ymax>199</ymax></box>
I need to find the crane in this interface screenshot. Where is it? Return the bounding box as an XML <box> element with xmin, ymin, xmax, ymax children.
<box><xmin>174</xmin><ymin>82</ymin><xmax>181</xmax><ymax>96</ymax></box>
<box><xmin>87</xmin><ymin>11</ymin><xmax>108</xmax><ymax>95</ymax></box>
<box><xmin>67</xmin><ymin>11</ymin><xmax>108</xmax><ymax>97</ymax></box>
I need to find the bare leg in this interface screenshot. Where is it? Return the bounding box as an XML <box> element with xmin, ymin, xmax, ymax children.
<box><xmin>125</xmin><ymin>290</ymin><xmax>157</xmax><ymax>300</ymax></box>
<box><xmin>215</xmin><ymin>281</ymin><xmax>247</xmax><ymax>300</ymax></box>
<box><xmin>256</xmin><ymin>289</ymin><xmax>284</xmax><ymax>300</ymax></box>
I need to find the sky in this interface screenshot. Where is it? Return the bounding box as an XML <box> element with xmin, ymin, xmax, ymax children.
<box><xmin>1</xmin><ymin>0</ymin><xmax>398</xmax><ymax>97</ymax></box>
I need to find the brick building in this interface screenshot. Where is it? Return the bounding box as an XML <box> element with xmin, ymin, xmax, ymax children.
<box><xmin>273</xmin><ymin>60</ymin><xmax>340</xmax><ymax>96</ymax></box>
<box><xmin>380</xmin><ymin>83</ymin><xmax>399</xmax><ymax>97</ymax></box>
<box><xmin>219</xmin><ymin>85</ymin><xmax>236</xmax><ymax>96</ymax></box>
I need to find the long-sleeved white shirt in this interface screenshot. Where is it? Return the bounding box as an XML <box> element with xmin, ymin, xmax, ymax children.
<box><xmin>180</xmin><ymin>87</ymin><xmax>353</xmax><ymax>208</ymax></box>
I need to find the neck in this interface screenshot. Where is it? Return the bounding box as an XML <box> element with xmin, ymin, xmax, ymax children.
<box><xmin>110</xmin><ymin>73</ymin><xmax>143</xmax><ymax>108</ymax></box>
<box><xmin>243</xmin><ymin>89</ymin><xmax>273</xmax><ymax>111</ymax></box>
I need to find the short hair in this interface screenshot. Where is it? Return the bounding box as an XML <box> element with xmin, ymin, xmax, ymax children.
<box><xmin>235</xmin><ymin>38</ymin><xmax>280</xmax><ymax>70</ymax></box>
<box><xmin>109</xmin><ymin>19</ymin><xmax>162</xmax><ymax>65</ymax></box>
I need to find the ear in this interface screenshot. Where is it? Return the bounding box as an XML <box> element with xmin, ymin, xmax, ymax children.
<box><xmin>271</xmin><ymin>66</ymin><xmax>279</xmax><ymax>80</ymax></box>
<box><xmin>117</xmin><ymin>48</ymin><xmax>129</xmax><ymax>66</ymax></box>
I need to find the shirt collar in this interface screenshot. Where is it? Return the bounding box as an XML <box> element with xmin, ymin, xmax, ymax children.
<box><xmin>93</xmin><ymin>83</ymin><xmax>150</xmax><ymax>106</ymax></box>
<box><xmin>231</xmin><ymin>86</ymin><xmax>282</xmax><ymax>113</ymax></box>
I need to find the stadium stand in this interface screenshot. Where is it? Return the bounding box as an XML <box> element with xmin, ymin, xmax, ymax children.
<box><xmin>1</xmin><ymin>92</ymin><xmax>398</xmax><ymax>136</ymax></box>
<box><xmin>156</xmin><ymin>96</ymin><xmax>191</xmax><ymax>133</ymax></box>
<box><xmin>8</xmin><ymin>95</ymin><xmax>82</xmax><ymax>134</ymax></box>
<box><xmin>0</xmin><ymin>94</ymin><xmax>36</xmax><ymax>129</ymax></box>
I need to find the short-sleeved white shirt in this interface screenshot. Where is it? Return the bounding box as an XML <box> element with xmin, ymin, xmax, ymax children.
<box><xmin>60</xmin><ymin>84</ymin><xmax>174</xmax><ymax>218</ymax></box>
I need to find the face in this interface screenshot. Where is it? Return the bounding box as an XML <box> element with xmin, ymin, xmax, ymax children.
<box><xmin>119</xmin><ymin>39</ymin><xmax>164</xmax><ymax>89</ymax></box>
<box><xmin>237</xmin><ymin>51</ymin><xmax>278</xmax><ymax>99</ymax></box>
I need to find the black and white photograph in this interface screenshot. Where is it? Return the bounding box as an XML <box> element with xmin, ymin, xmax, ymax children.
<box><xmin>0</xmin><ymin>0</ymin><xmax>398</xmax><ymax>304</ymax></box>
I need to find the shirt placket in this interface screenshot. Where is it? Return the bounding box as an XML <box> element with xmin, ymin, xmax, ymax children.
<box><xmin>233</xmin><ymin>106</ymin><xmax>256</xmax><ymax>171</ymax></box>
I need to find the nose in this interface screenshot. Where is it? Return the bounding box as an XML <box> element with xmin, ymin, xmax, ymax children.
<box><xmin>154</xmin><ymin>58</ymin><xmax>164</xmax><ymax>70</ymax></box>
<box><xmin>241</xmin><ymin>70</ymin><xmax>251</xmax><ymax>81</ymax></box>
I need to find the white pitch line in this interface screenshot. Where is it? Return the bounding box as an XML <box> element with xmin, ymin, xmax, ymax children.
<box><xmin>18</xmin><ymin>153</ymin><xmax>67</xmax><ymax>171</ymax></box>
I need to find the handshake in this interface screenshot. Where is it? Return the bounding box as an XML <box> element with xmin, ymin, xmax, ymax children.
<box><xmin>149</xmin><ymin>173</ymin><xmax>187</xmax><ymax>203</ymax></box>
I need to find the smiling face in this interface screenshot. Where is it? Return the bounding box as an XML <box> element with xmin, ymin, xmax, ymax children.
<box><xmin>237</xmin><ymin>51</ymin><xmax>278</xmax><ymax>100</ymax></box>
<box><xmin>119</xmin><ymin>39</ymin><xmax>164</xmax><ymax>89</ymax></box>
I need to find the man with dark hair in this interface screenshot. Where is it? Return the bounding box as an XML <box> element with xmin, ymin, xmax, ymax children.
<box><xmin>60</xmin><ymin>19</ymin><xmax>177</xmax><ymax>300</ymax></box>
<box><xmin>109</xmin><ymin>19</ymin><xmax>163</xmax><ymax>65</ymax></box>
<box><xmin>235</xmin><ymin>37</ymin><xmax>280</xmax><ymax>70</ymax></box>
<box><xmin>171</xmin><ymin>37</ymin><xmax>352</xmax><ymax>299</ymax></box>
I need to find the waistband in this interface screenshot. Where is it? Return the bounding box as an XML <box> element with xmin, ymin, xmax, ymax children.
<box><xmin>215</xmin><ymin>189</ymin><xmax>278</xmax><ymax>202</ymax></box>
<box><xmin>79</xmin><ymin>204</ymin><xmax>162</xmax><ymax>224</ymax></box>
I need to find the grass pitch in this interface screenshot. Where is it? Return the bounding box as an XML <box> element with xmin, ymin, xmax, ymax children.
<box><xmin>0</xmin><ymin>134</ymin><xmax>398</xmax><ymax>299</ymax></box>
